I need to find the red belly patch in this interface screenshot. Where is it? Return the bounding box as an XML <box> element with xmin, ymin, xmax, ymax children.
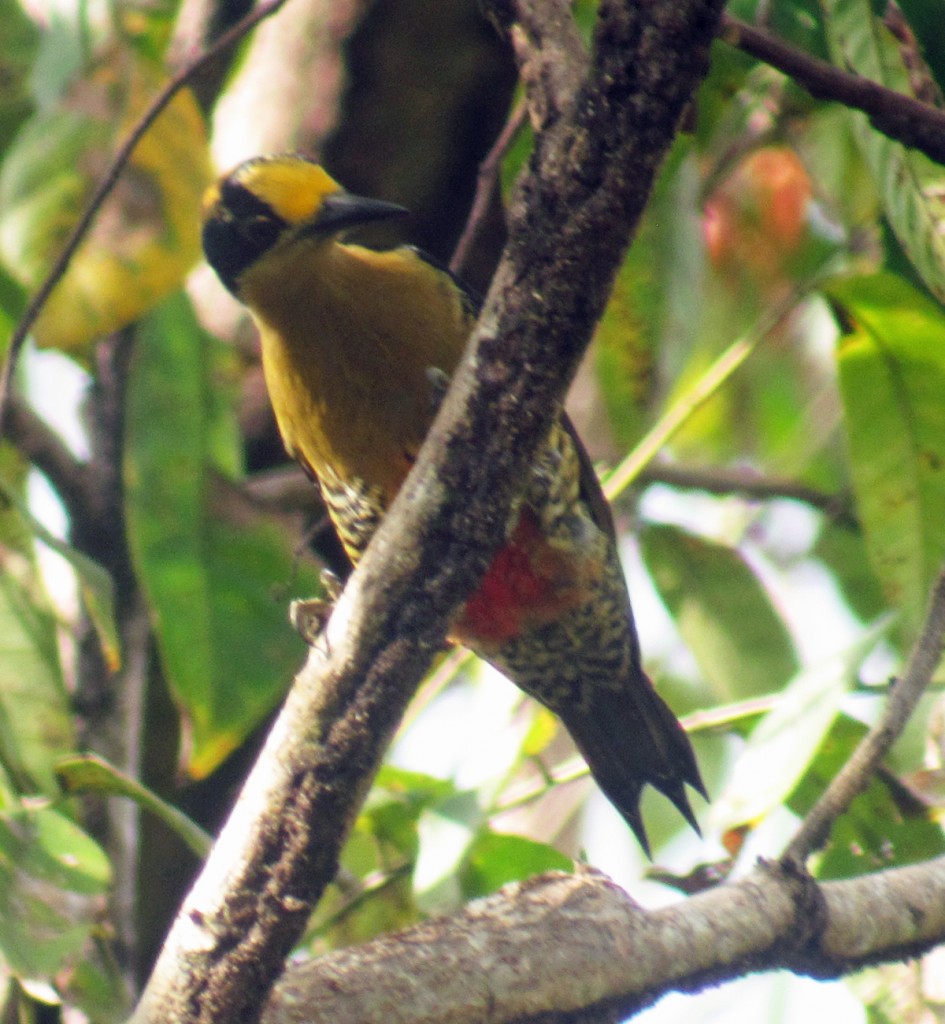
<box><xmin>453</xmin><ymin>508</ymin><xmax>589</xmax><ymax>647</ymax></box>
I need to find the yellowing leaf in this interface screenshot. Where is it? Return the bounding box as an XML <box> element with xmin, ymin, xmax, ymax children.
<box><xmin>0</xmin><ymin>56</ymin><xmax>210</xmax><ymax>355</ymax></box>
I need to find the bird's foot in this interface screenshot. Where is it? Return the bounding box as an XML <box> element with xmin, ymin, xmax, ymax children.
<box><xmin>289</xmin><ymin>569</ymin><xmax>343</xmax><ymax>645</ymax></box>
<box><xmin>425</xmin><ymin>366</ymin><xmax>451</xmax><ymax>416</ymax></box>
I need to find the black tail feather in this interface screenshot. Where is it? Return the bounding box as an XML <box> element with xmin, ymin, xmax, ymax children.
<box><xmin>561</xmin><ymin>671</ymin><xmax>706</xmax><ymax>857</ymax></box>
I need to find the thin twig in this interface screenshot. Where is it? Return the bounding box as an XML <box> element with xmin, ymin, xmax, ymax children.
<box><xmin>0</xmin><ymin>0</ymin><xmax>291</xmax><ymax>434</ymax></box>
<box><xmin>450</xmin><ymin>97</ymin><xmax>527</xmax><ymax>278</ymax></box>
<box><xmin>495</xmin><ymin>694</ymin><xmax>780</xmax><ymax>816</ymax></box>
<box><xmin>602</xmin><ymin>332</ymin><xmax>755</xmax><ymax>501</ymax></box>
<box><xmin>636</xmin><ymin>462</ymin><xmax>857</xmax><ymax>527</ymax></box>
<box><xmin>720</xmin><ymin>13</ymin><xmax>945</xmax><ymax>166</ymax></box>
<box><xmin>2</xmin><ymin>395</ymin><xmax>91</xmax><ymax>522</ymax></box>
<box><xmin>603</xmin><ymin>273</ymin><xmax>825</xmax><ymax>501</ymax></box>
<box><xmin>783</xmin><ymin>563</ymin><xmax>945</xmax><ymax>864</ymax></box>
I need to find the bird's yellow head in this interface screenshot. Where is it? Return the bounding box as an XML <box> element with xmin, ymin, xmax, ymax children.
<box><xmin>202</xmin><ymin>154</ymin><xmax>408</xmax><ymax>296</ymax></box>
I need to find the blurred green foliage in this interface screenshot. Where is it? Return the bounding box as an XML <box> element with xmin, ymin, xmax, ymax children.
<box><xmin>1</xmin><ymin>0</ymin><xmax>945</xmax><ymax>1020</ymax></box>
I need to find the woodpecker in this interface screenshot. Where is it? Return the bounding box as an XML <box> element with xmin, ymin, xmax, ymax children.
<box><xmin>202</xmin><ymin>154</ymin><xmax>705</xmax><ymax>853</ymax></box>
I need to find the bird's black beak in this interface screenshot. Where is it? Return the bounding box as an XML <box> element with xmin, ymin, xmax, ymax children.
<box><xmin>309</xmin><ymin>191</ymin><xmax>410</xmax><ymax>236</ymax></box>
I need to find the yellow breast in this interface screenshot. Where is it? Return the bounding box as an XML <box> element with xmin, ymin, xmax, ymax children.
<box><xmin>240</xmin><ymin>238</ymin><xmax>471</xmax><ymax>501</ymax></box>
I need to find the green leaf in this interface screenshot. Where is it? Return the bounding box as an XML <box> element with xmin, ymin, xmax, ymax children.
<box><xmin>413</xmin><ymin>790</ymin><xmax>485</xmax><ymax>912</ymax></box>
<box><xmin>461</xmin><ymin>832</ymin><xmax>571</xmax><ymax>900</ymax></box>
<box><xmin>27</xmin><ymin>13</ymin><xmax>84</xmax><ymax>109</ymax></box>
<box><xmin>125</xmin><ymin>294</ymin><xmax>322</xmax><ymax>777</ymax></box>
<box><xmin>595</xmin><ymin>138</ymin><xmax>697</xmax><ymax>450</ymax></box>
<box><xmin>640</xmin><ymin>522</ymin><xmax>798</xmax><ymax>701</ymax></box>
<box><xmin>373</xmin><ymin>765</ymin><xmax>458</xmax><ymax>806</ymax></box>
<box><xmin>521</xmin><ymin>705</ymin><xmax>557</xmax><ymax>759</ymax></box>
<box><xmin>766</xmin><ymin>0</ymin><xmax>831</xmax><ymax>60</ymax></box>
<box><xmin>0</xmin><ymin>0</ymin><xmax>37</xmax><ymax>155</ymax></box>
<box><xmin>894</xmin><ymin>0</ymin><xmax>945</xmax><ymax>97</ymax></box>
<box><xmin>0</xmin><ymin>563</ymin><xmax>72</xmax><ymax>797</ymax></box>
<box><xmin>305</xmin><ymin>769</ymin><xmax>456</xmax><ymax>949</ymax></box>
<box><xmin>0</xmin><ymin>109</ymin><xmax>109</xmax><ymax>289</ymax></box>
<box><xmin>0</xmin><ymin>476</ymin><xmax>119</xmax><ymax>671</ymax></box>
<box><xmin>821</xmin><ymin>0</ymin><xmax>945</xmax><ymax>301</ymax></box>
<box><xmin>61</xmin><ymin>954</ymin><xmax>132</xmax><ymax>1024</ymax></box>
<box><xmin>0</xmin><ymin>263</ymin><xmax>25</xmax><ymax>337</ymax></box>
<box><xmin>813</xmin><ymin>521</ymin><xmax>888</xmax><ymax>626</ymax></box>
<box><xmin>0</xmin><ymin>803</ymin><xmax>109</xmax><ymax>980</ymax></box>
<box><xmin>56</xmin><ymin>754</ymin><xmax>210</xmax><ymax>858</ymax></box>
<box><xmin>714</xmin><ymin>619</ymin><xmax>891</xmax><ymax>830</ymax></box>
<box><xmin>829</xmin><ymin>272</ymin><xmax>945</xmax><ymax>640</ymax></box>
<box><xmin>789</xmin><ymin>714</ymin><xmax>945</xmax><ymax>879</ymax></box>
<box><xmin>799</xmin><ymin>106</ymin><xmax>880</xmax><ymax>232</ymax></box>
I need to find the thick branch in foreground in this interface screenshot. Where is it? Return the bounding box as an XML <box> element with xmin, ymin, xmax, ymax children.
<box><xmin>264</xmin><ymin>863</ymin><xmax>945</xmax><ymax>1024</ymax></box>
<box><xmin>132</xmin><ymin>3</ymin><xmax>726</xmax><ymax>1023</ymax></box>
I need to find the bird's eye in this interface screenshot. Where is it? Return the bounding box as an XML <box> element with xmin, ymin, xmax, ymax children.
<box><xmin>241</xmin><ymin>212</ymin><xmax>283</xmax><ymax>252</ymax></box>
<box><xmin>219</xmin><ymin>180</ymin><xmax>286</xmax><ymax>235</ymax></box>
<box><xmin>203</xmin><ymin>186</ymin><xmax>287</xmax><ymax>295</ymax></box>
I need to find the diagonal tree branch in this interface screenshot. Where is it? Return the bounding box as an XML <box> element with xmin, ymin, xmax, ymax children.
<box><xmin>783</xmin><ymin>562</ymin><xmax>945</xmax><ymax>865</ymax></box>
<box><xmin>720</xmin><ymin>13</ymin><xmax>945</xmax><ymax>166</ymax></box>
<box><xmin>131</xmin><ymin>2</ymin><xmax>726</xmax><ymax>1022</ymax></box>
<box><xmin>449</xmin><ymin>96</ymin><xmax>526</xmax><ymax>279</ymax></box>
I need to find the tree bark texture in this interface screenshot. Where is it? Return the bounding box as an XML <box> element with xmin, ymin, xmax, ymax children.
<box><xmin>266</xmin><ymin>863</ymin><xmax>945</xmax><ymax>1024</ymax></box>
